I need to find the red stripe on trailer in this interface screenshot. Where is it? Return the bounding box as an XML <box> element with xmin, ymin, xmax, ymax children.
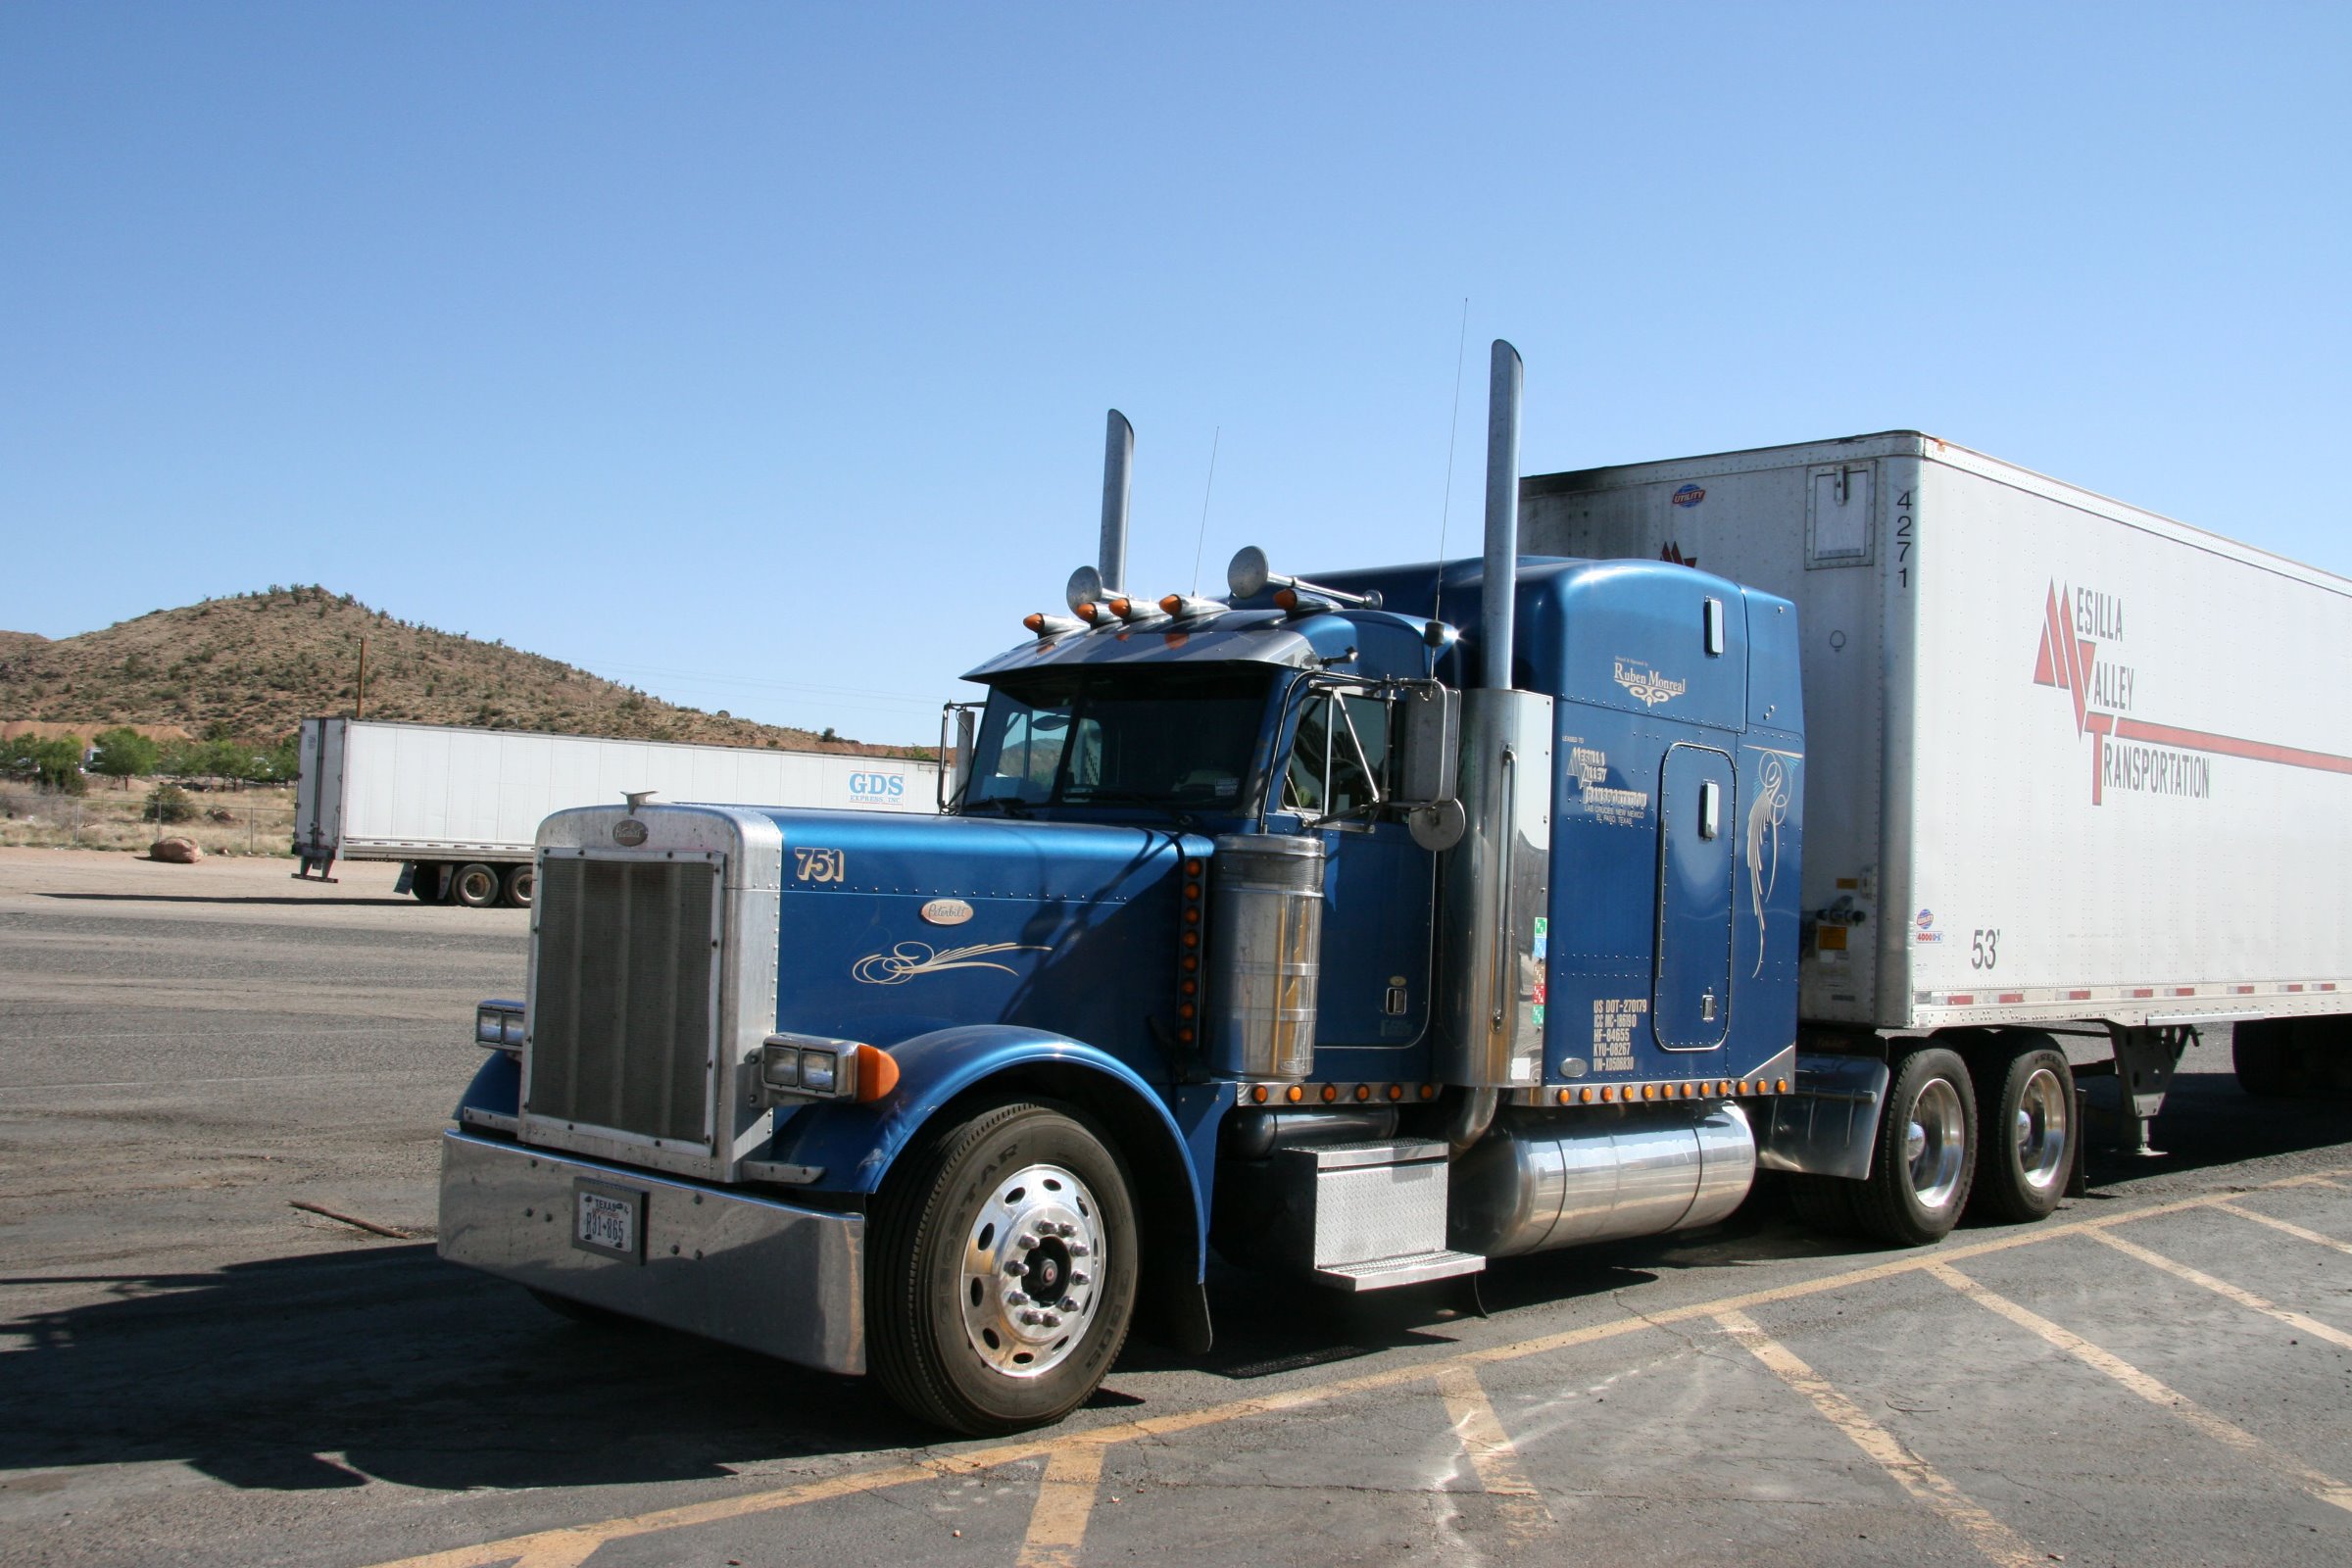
<box><xmin>2111</xmin><ymin>716</ymin><xmax>2352</xmax><ymax>777</ymax></box>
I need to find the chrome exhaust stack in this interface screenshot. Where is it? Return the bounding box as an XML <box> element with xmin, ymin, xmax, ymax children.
<box><xmin>1099</xmin><ymin>408</ymin><xmax>1134</xmax><ymax>594</ymax></box>
<box><xmin>1440</xmin><ymin>342</ymin><xmax>1553</xmax><ymax>1122</ymax></box>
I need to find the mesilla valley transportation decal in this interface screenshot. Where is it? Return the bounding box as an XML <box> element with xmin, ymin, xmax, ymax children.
<box><xmin>2033</xmin><ymin>581</ymin><xmax>2352</xmax><ymax>803</ymax></box>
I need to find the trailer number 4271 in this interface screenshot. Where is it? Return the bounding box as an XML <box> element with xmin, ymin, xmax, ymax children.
<box><xmin>1971</xmin><ymin>928</ymin><xmax>2000</xmax><ymax>970</ymax></box>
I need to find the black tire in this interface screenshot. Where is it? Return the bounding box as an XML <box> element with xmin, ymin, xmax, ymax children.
<box><xmin>1851</xmin><ymin>1047</ymin><xmax>1977</xmax><ymax>1247</ymax></box>
<box><xmin>1787</xmin><ymin>1173</ymin><xmax>1862</xmax><ymax>1237</ymax></box>
<box><xmin>452</xmin><ymin>861</ymin><xmax>501</xmax><ymax>909</ymax></box>
<box><xmin>2232</xmin><ymin>1019</ymin><xmax>2299</xmax><ymax>1098</ymax></box>
<box><xmin>1968</xmin><ymin>1037</ymin><xmax>2074</xmax><ymax>1224</ymax></box>
<box><xmin>868</xmin><ymin>1101</ymin><xmax>1139</xmax><ymax>1436</ymax></box>
<box><xmin>409</xmin><ymin>862</ymin><xmax>444</xmax><ymax>903</ymax></box>
<box><xmin>501</xmin><ymin>863</ymin><xmax>535</xmax><ymax>908</ymax></box>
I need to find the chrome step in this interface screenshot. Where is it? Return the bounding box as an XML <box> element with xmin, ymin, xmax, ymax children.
<box><xmin>1313</xmin><ymin>1249</ymin><xmax>1486</xmax><ymax>1292</ymax></box>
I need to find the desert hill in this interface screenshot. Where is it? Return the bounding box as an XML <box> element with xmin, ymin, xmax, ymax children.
<box><xmin>0</xmin><ymin>586</ymin><xmax>921</xmax><ymax>756</ymax></box>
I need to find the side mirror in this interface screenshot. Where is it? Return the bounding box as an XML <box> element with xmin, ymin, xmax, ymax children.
<box><xmin>1391</xmin><ymin>681</ymin><xmax>1460</xmax><ymax>808</ymax></box>
<box><xmin>939</xmin><ymin>702</ymin><xmax>982</xmax><ymax>811</ymax></box>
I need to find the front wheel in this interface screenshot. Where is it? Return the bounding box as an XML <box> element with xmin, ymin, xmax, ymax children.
<box><xmin>1852</xmin><ymin>1047</ymin><xmax>1977</xmax><ymax>1246</ymax></box>
<box><xmin>868</xmin><ymin>1101</ymin><xmax>1139</xmax><ymax>1435</ymax></box>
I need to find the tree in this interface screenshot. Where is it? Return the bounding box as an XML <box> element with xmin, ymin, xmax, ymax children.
<box><xmin>89</xmin><ymin>727</ymin><xmax>161</xmax><ymax>786</ymax></box>
<box><xmin>2</xmin><ymin>734</ymin><xmax>87</xmax><ymax>794</ymax></box>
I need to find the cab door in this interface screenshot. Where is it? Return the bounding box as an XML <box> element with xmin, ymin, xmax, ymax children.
<box><xmin>1282</xmin><ymin>690</ymin><xmax>1434</xmax><ymax>1048</ymax></box>
<box><xmin>1653</xmin><ymin>742</ymin><xmax>1735</xmax><ymax>1051</ymax></box>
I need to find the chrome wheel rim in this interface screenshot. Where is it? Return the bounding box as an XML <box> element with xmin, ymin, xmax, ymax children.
<box><xmin>1905</xmin><ymin>1076</ymin><xmax>1967</xmax><ymax>1211</ymax></box>
<box><xmin>2014</xmin><ymin>1066</ymin><xmax>2069</xmax><ymax>1194</ymax></box>
<box><xmin>959</xmin><ymin>1161</ymin><xmax>1104</xmax><ymax>1379</ymax></box>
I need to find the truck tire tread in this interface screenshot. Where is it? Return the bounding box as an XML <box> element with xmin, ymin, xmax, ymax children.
<box><xmin>867</xmin><ymin>1099</ymin><xmax>1139</xmax><ymax>1437</ymax></box>
<box><xmin>1967</xmin><ymin>1039</ymin><xmax>2074</xmax><ymax>1225</ymax></box>
<box><xmin>1850</xmin><ymin>1047</ymin><xmax>1977</xmax><ymax>1248</ymax></box>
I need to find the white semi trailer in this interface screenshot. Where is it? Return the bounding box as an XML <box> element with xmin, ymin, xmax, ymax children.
<box><xmin>1520</xmin><ymin>430</ymin><xmax>2352</xmax><ymax>1156</ymax></box>
<box><xmin>292</xmin><ymin>717</ymin><xmax>939</xmax><ymax>906</ymax></box>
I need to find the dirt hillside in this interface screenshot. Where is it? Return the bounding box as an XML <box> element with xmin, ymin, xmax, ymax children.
<box><xmin>0</xmin><ymin>586</ymin><xmax>919</xmax><ymax>755</ymax></box>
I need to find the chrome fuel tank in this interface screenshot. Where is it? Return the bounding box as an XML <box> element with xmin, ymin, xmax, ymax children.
<box><xmin>1448</xmin><ymin>1102</ymin><xmax>1755</xmax><ymax>1257</ymax></box>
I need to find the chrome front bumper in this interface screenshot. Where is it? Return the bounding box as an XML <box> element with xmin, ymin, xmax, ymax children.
<box><xmin>438</xmin><ymin>1131</ymin><xmax>865</xmax><ymax>1375</ymax></box>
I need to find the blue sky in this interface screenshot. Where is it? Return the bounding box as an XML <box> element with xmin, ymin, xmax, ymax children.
<box><xmin>6</xmin><ymin>3</ymin><xmax>2346</xmax><ymax>744</ymax></box>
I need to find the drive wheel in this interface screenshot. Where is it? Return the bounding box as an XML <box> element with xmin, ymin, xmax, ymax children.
<box><xmin>451</xmin><ymin>861</ymin><xmax>501</xmax><ymax>908</ymax></box>
<box><xmin>1852</xmin><ymin>1047</ymin><xmax>1977</xmax><ymax>1246</ymax></box>
<box><xmin>1969</xmin><ymin>1038</ymin><xmax>2074</xmax><ymax>1223</ymax></box>
<box><xmin>868</xmin><ymin>1101</ymin><xmax>1139</xmax><ymax>1435</ymax></box>
<box><xmin>501</xmin><ymin>863</ymin><xmax>536</xmax><ymax>908</ymax></box>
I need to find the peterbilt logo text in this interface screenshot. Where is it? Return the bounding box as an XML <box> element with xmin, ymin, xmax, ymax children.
<box><xmin>1612</xmin><ymin>660</ymin><xmax>1687</xmax><ymax>709</ymax></box>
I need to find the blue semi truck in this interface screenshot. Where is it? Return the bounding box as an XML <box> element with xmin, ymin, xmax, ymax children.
<box><xmin>436</xmin><ymin>345</ymin><xmax>2107</xmax><ymax>1434</ymax></box>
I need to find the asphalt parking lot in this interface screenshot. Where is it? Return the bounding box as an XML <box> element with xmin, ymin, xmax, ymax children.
<box><xmin>3</xmin><ymin>848</ymin><xmax>2349</xmax><ymax>1568</ymax></box>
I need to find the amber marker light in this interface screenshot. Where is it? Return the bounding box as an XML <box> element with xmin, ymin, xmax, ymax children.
<box><xmin>1320</xmin><ymin>1084</ymin><xmax>1339</xmax><ymax>1103</ymax></box>
<box><xmin>1286</xmin><ymin>1085</ymin><xmax>1304</xmax><ymax>1103</ymax></box>
<box><xmin>1418</xmin><ymin>1084</ymin><xmax>1436</xmax><ymax>1101</ymax></box>
<box><xmin>1272</xmin><ymin>587</ymin><xmax>1298</xmax><ymax>610</ymax></box>
<box><xmin>1580</xmin><ymin>1087</ymin><xmax>1595</xmax><ymax>1103</ymax></box>
<box><xmin>1160</xmin><ymin>594</ymin><xmax>1184</xmax><ymax>615</ymax></box>
<box><xmin>1250</xmin><ymin>1084</ymin><xmax>1268</xmax><ymax>1103</ymax></box>
<box><xmin>1023</xmin><ymin>612</ymin><xmax>1045</xmax><ymax>632</ymax></box>
<box><xmin>1776</xmin><ymin>1078</ymin><xmax>1789</xmax><ymax>1094</ymax></box>
<box><xmin>1108</xmin><ymin>597</ymin><xmax>1133</xmax><ymax>618</ymax></box>
<box><xmin>1386</xmin><ymin>1083</ymin><xmax>1403</xmax><ymax>1102</ymax></box>
<box><xmin>852</xmin><ymin>1044</ymin><xmax>902</xmax><ymax>1103</ymax></box>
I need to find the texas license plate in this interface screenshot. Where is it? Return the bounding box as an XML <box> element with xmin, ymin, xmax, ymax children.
<box><xmin>571</xmin><ymin>1181</ymin><xmax>644</xmax><ymax>1261</ymax></box>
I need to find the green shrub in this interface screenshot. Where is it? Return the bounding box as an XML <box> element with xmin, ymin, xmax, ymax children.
<box><xmin>146</xmin><ymin>783</ymin><xmax>199</xmax><ymax>824</ymax></box>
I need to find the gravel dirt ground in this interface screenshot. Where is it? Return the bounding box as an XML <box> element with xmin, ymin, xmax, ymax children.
<box><xmin>3</xmin><ymin>846</ymin><xmax>2349</xmax><ymax>1568</ymax></box>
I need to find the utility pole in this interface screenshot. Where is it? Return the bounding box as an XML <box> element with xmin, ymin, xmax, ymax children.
<box><xmin>355</xmin><ymin>635</ymin><xmax>368</xmax><ymax>718</ymax></box>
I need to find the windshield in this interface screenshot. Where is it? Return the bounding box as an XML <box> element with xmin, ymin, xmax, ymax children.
<box><xmin>967</xmin><ymin>665</ymin><xmax>1273</xmax><ymax>808</ymax></box>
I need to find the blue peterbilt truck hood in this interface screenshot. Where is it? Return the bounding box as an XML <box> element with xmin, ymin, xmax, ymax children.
<box><xmin>757</xmin><ymin>808</ymin><xmax>1209</xmax><ymax>1078</ymax></box>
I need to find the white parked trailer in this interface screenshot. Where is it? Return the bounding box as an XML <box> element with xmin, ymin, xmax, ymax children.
<box><xmin>1522</xmin><ymin>431</ymin><xmax>2352</xmax><ymax>1133</ymax></box>
<box><xmin>293</xmin><ymin>717</ymin><xmax>939</xmax><ymax>906</ymax></box>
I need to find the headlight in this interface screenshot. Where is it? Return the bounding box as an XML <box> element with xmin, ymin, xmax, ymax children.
<box><xmin>799</xmin><ymin>1049</ymin><xmax>839</xmax><ymax>1095</ymax></box>
<box><xmin>754</xmin><ymin>1035</ymin><xmax>898</xmax><ymax>1106</ymax></box>
<box><xmin>474</xmin><ymin>1000</ymin><xmax>525</xmax><ymax>1050</ymax></box>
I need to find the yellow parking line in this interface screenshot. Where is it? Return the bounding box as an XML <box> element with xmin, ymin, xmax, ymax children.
<box><xmin>1435</xmin><ymin>1362</ymin><xmax>1552</xmax><ymax>1541</ymax></box>
<box><xmin>1715</xmin><ymin>1308</ymin><xmax>2040</xmax><ymax>1568</ymax></box>
<box><xmin>2217</xmin><ymin>1200</ymin><xmax>2352</xmax><ymax>1257</ymax></box>
<box><xmin>2087</xmin><ymin>1229</ymin><xmax>2352</xmax><ymax>1352</ymax></box>
<box><xmin>1015</xmin><ymin>1445</ymin><xmax>1106</xmax><ymax>1568</ymax></box>
<box><xmin>361</xmin><ymin>1166</ymin><xmax>2350</xmax><ymax>1568</ymax></box>
<box><xmin>1930</xmin><ymin>1263</ymin><xmax>2352</xmax><ymax>1514</ymax></box>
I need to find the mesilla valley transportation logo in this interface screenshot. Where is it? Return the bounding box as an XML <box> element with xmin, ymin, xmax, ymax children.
<box><xmin>2032</xmin><ymin>581</ymin><xmax>2351</xmax><ymax>804</ymax></box>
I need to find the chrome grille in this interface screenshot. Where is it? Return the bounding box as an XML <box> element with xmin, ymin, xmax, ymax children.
<box><xmin>527</xmin><ymin>856</ymin><xmax>719</xmax><ymax>1147</ymax></box>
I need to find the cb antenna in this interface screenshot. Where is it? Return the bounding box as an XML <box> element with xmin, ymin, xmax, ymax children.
<box><xmin>1431</xmin><ymin>296</ymin><xmax>1470</xmax><ymax>629</ymax></box>
<box><xmin>1189</xmin><ymin>425</ymin><xmax>1221</xmax><ymax>595</ymax></box>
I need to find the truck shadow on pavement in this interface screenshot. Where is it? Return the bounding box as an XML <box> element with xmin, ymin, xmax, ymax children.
<box><xmin>42</xmin><ymin>892</ymin><xmax>422</xmax><ymax>907</ymax></box>
<box><xmin>6</xmin><ymin>1073</ymin><xmax>2340</xmax><ymax>1496</ymax></box>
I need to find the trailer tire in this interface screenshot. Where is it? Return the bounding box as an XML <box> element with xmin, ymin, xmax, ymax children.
<box><xmin>868</xmin><ymin>1100</ymin><xmax>1139</xmax><ymax>1436</ymax></box>
<box><xmin>1851</xmin><ymin>1047</ymin><xmax>1977</xmax><ymax>1247</ymax></box>
<box><xmin>452</xmin><ymin>862</ymin><xmax>501</xmax><ymax>908</ymax></box>
<box><xmin>410</xmin><ymin>861</ymin><xmax>444</xmax><ymax>903</ymax></box>
<box><xmin>1968</xmin><ymin>1039</ymin><xmax>2074</xmax><ymax>1224</ymax></box>
<box><xmin>501</xmin><ymin>864</ymin><xmax>535</xmax><ymax>908</ymax></box>
<box><xmin>2232</xmin><ymin>1019</ymin><xmax>2299</xmax><ymax>1098</ymax></box>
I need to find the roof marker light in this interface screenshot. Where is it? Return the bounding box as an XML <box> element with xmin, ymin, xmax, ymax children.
<box><xmin>1024</xmin><ymin>611</ymin><xmax>1084</xmax><ymax>638</ymax></box>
